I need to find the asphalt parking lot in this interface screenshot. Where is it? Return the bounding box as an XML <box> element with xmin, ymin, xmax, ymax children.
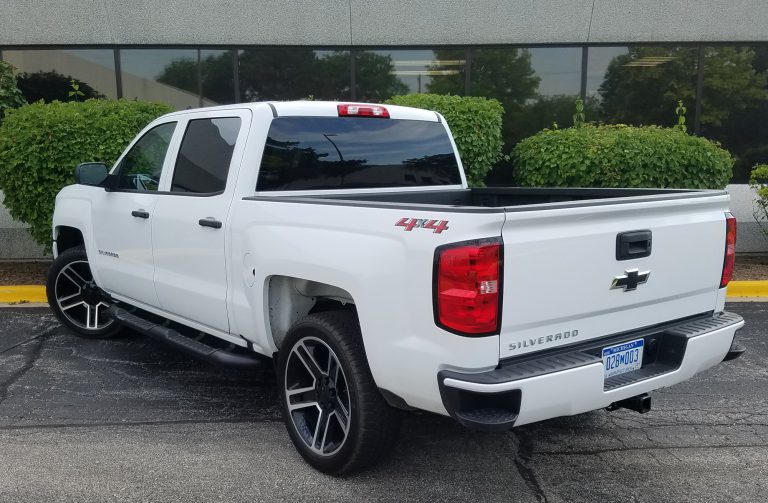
<box><xmin>0</xmin><ymin>304</ymin><xmax>766</xmax><ymax>502</ymax></box>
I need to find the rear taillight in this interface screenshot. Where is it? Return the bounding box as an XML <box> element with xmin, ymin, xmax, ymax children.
<box><xmin>720</xmin><ymin>213</ymin><xmax>737</xmax><ymax>288</ymax></box>
<box><xmin>337</xmin><ymin>104</ymin><xmax>390</xmax><ymax>118</ymax></box>
<box><xmin>434</xmin><ymin>238</ymin><xmax>502</xmax><ymax>335</ymax></box>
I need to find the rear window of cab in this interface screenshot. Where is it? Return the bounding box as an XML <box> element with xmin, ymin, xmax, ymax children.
<box><xmin>256</xmin><ymin>117</ymin><xmax>461</xmax><ymax>191</ymax></box>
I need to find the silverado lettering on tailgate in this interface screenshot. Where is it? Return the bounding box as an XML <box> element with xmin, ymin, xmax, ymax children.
<box><xmin>508</xmin><ymin>329</ymin><xmax>580</xmax><ymax>351</ymax></box>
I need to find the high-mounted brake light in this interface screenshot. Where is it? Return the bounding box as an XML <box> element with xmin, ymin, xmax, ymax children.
<box><xmin>720</xmin><ymin>212</ymin><xmax>737</xmax><ymax>288</ymax></box>
<box><xmin>434</xmin><ymin>238</ymin><xmax>502</xmax><ymax>336</ymax></box>
<box><xmin>338</xmin><ymin>104</ymin><xmax>390</xmax><ymax>118</ymax></box>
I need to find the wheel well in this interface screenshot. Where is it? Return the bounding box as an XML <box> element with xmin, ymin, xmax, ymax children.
<box><xmin>309</xmin><ymin>299</ymin><xmax>356</xmax><ymax>315</ymax></box>
<box><xmin>55</xmin><ymin>226</ymin><xmax>84</xmax><ymax>254</ymax></box>
<box><xmin>267</xmin><ymin>276</ymin><xmax>355</xmax><ymax>350</ymax></box>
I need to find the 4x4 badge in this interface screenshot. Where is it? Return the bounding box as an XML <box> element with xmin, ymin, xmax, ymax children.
<box><xmin>395</xmin><ymin>218</ymin><xmax>449</xmax><ymax>234</ymax></box>
<box><xmin>611</xmin><ymin>268</ymin><xmax>650</xmax><ymax>291</ymax></box>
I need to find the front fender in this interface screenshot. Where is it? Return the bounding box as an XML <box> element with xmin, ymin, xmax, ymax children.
<box><xmin>52</xmin><ymin>185</ymin><xmax>98</xmax><ymax>282</ymax></box>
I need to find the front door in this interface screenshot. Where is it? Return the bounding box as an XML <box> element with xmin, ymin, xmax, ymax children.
<box><xmin>151</xmin><ymin>110</ymin><xmax>250</xmax><ymax>333</ymax></box>
<box><xmin>90</xmin><ymin>121</ymin><xmax>178</xmax><ymax>307</ymax></box>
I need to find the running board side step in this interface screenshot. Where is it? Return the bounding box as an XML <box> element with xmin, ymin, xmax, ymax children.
<box><xmin>106</xmin><ymin>305</ymin><xmax>268</xmax><ymax>370</ymax></box>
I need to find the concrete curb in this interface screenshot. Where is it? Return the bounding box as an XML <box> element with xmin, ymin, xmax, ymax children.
<box><xmin>0</xmin><ymin>285</ymin><xmax>47</xmax><ymax>304</ymax></box>
<box><xmin>2</xmin><ymin>281</ymin><xmax>768</xmax><ymax>305</ymax></box>
<box><xmin>724</xmin><ymin>280</ymin><xmax>768</xmax><ymax>298</ymax></box>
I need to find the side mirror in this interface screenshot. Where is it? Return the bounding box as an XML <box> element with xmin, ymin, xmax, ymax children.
<box><xmin>75</xmin><ymin>162</ymin><xmax>109</xmax><ymax>187</ymax></box>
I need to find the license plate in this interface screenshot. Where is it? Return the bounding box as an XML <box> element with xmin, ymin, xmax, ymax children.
<box><xmin>602</xmin><ymin>339</ymin><xmax>644</xmax><ymax>379</ymax></box>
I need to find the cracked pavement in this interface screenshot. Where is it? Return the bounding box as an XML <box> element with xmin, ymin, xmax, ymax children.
<box><xmin>0</xmin><ymin>304</ymin><xmax>766</xmax><ymax>502</ymax></box>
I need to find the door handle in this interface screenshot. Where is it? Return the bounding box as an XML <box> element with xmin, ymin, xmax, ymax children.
<box><xmin>131</xmin><ymin>209</ymin><xmax>150</xmax><ymax>219</ymax></box>
<box><xmin>198</xmin><ymin>217</ymin><xmax>222</xmax><ymax>229</ymax></box>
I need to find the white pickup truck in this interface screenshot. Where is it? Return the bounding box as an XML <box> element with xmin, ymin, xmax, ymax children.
<box><xmin>47</xmin><ymin>101</ymin><xmax>745</xmax><ymax>474</ymax></box>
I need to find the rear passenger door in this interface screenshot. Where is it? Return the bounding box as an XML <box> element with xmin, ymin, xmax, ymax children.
<box><xmin>151</xmin><ymin>110</ymin><xmax>250</xmax><ymax>333</ymax></box>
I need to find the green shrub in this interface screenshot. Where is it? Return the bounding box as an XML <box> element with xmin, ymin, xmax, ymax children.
<box><xmin>0</xmin><ymin>61</ymin><xmax>26</xmax><ymax>121</ymax></box>
<box><xmin>750</xmin><ymin>164</ymin><xmax>768</xmax><ymax>240</ymax></box>
<box><xmin>0</xmin><ymin>99</ymin><xmax>173</xmax><ymax>248</ymax></box>
<box><xmin>385</xmin><ymin>94</ymin><xmax>503</xmax><ymax>186</ymax></box>
<box><xmin>513</xmin><ymin>124</ymin><xmax>733</xmax><ymax>189</ymax></box>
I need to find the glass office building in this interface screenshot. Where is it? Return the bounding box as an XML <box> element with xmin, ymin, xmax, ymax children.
<box><xmin>2</xmin><ymin>44</ymin><xmax>767</xmax><ymax>182</ymax></box>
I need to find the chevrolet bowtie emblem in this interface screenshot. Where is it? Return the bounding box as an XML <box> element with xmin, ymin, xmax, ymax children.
<box><xmin>611</xmin><ymin>268</ymin><xmax>651</xmax><ymax>292</ymax></box>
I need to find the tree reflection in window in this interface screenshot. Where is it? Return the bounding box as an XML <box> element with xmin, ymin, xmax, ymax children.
<box><xmin>16</xmin><ymin>71</ymin><xmax>104</xmax><ymax>102</ymax></box>
<box><xmin>256</xmin><ymin>117</ymin><xmax>461</xmax><ymax>191</ymax></box>
<box><xmin>115</xmin><ymin>122</ymin><xmax>176</xmax><ymax>191</ymax></box>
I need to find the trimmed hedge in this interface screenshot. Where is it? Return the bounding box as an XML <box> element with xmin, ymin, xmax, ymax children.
<box><xmin>0</xmin><ymin>99</ymin><xmax>173</xmax><ymax>248</ymax></box>
<box><xmin>513</xmin><ymin>125</ymin><xmax>733</xmax><ymax>189</ymax></box>
<box><xmin>750</xmin><ymin>164</ymin><xmax>768</xmax><ymax>239</ymax></box>
<box><xmin>385</xmin><ymin>94</ymin><xmax>503</xmax><ymax>187</ymax></box>
<box><xmin>0</xmin><ymin>61</ymin><xmax>26</xmax><ymax>121</ymax></box>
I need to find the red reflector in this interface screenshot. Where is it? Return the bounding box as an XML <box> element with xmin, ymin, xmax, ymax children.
<box><xmin>435</xmin><ymin>239</ymin><xmax>502</xmax><ymax>335</ymax></box>
<box><xmin>338</xmin><ymin>104</ymin><xmax>390</xmax><ymax>118</ymax></box>
<box><xmin>720</xmin><ymin>213</ymin><xmax>737</xmax><ymax>288</ymax></box>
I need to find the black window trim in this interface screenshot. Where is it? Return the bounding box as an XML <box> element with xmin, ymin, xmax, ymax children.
<box><xmin>107</xmin><ymin>188</ymin><xmax>226</xmax><ymax>198</ymax></box>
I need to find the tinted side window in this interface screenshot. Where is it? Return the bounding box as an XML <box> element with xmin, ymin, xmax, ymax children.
<box><xmin>114</xmin><ymin>122</ymin><xmax>176</xmax><ymax>191</ymax></box>
<box><xmin>256</xmin><ymin>117</ymin><xmax>461</xmax><ymax>191</ymax></box>
<box><xmin>171</xmin><ymin>117</ymin><xmax>241</xmax><ymax>194</ymax></box>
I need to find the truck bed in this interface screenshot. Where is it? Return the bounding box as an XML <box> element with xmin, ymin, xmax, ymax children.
<box><xmin>244</xmin><ymin>184</ymin><xmax>731</xmax><ymax>361</ymax></box>
<box><xmin>248</xmin><ymin>187</ymin><xmax>726</xmax><ymax>212</ymax></box>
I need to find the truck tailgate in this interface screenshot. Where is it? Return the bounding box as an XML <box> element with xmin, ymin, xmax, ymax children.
<box><xmin>499</xmin><ymin>194</ymin><xmax>730</xmax><ymax>359</ymax></box>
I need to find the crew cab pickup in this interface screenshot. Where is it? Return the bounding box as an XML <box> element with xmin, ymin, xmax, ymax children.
<box><xmin>48</xmin><ymin>101</ymin><xmax>745</xmax><ymax>474</ymax></box>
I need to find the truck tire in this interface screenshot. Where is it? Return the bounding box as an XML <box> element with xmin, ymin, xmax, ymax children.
<box><xmin>46</xmin><ymin>246</ymin><xmax>122</xmax><ymax>339</ymax></box>
<box><xmin>278</xmin><ymin>310</ymin><xmax>401</xmax><ymax>474</ymax></box>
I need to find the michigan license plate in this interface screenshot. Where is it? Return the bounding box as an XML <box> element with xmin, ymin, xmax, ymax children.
<box><xmin>602</xmin><ymin>339</ymin><xmax>644</xmax><ymax>379</ymax></box>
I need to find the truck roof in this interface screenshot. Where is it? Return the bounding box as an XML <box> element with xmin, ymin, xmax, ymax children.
<box><xmin>161</xmin><ymin>100</ymin><xmax>441</xmax><ymax>122</ymax></box>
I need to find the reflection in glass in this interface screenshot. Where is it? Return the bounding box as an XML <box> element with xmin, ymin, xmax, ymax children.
<box><xmin>256</xmin><ymin>117</ymin><xmax>461</xmax><ymax>191</ymax></box>
<box><xmin>469</xmin><ymin>47</ymin><xmax>582</xmax><ymax>147</ymax></box>
<box><xmin>356</xmin><ymin>49</ymin><xmax>466</xmax><ymax>101</ymax></box>
<box><xmin>115</xmin><ymin>122</ymin><xmax>177</xmax><ymax>191</ymax></box>
<box><xmin>172</xmin><ymin>117</ymin><xmax>241</xmax><ymax>193</ymax></box>
<box><xmin>353</xmin><ymin>51</ymin><xmax>407</xmax><ymax>102</ymax></box>
<box><xmin>2</xmin><ymin>49</ymin><xmax>116</xmax><ymax>102</ymax></box>
<box><xmin>467</xmin><ymin>47</ymin><xmax>581</xmax><ymax>185</ymax></box>
<box><xmin>699</xmin><ymin>46</ymin><xmax>768</xmax><ymax>182</ymax></box>
<box><xmin>201</xmin><ymin>50</ymin><xmax>236</xmax><ymax>105</ymax></box>
<box><xmin>239</xmin><ymin>49</ymin><xmax>350</xmax><ymax>102</ymax></box>
<box><xmin>586</xmin><ymin>46</ymin><xmax>698</xmax><ymax>127</ymax></box>
<box><xmin>122</xmin><ymin>49</ymin><xmax>200</xmax><ymax>110</ymax></box>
